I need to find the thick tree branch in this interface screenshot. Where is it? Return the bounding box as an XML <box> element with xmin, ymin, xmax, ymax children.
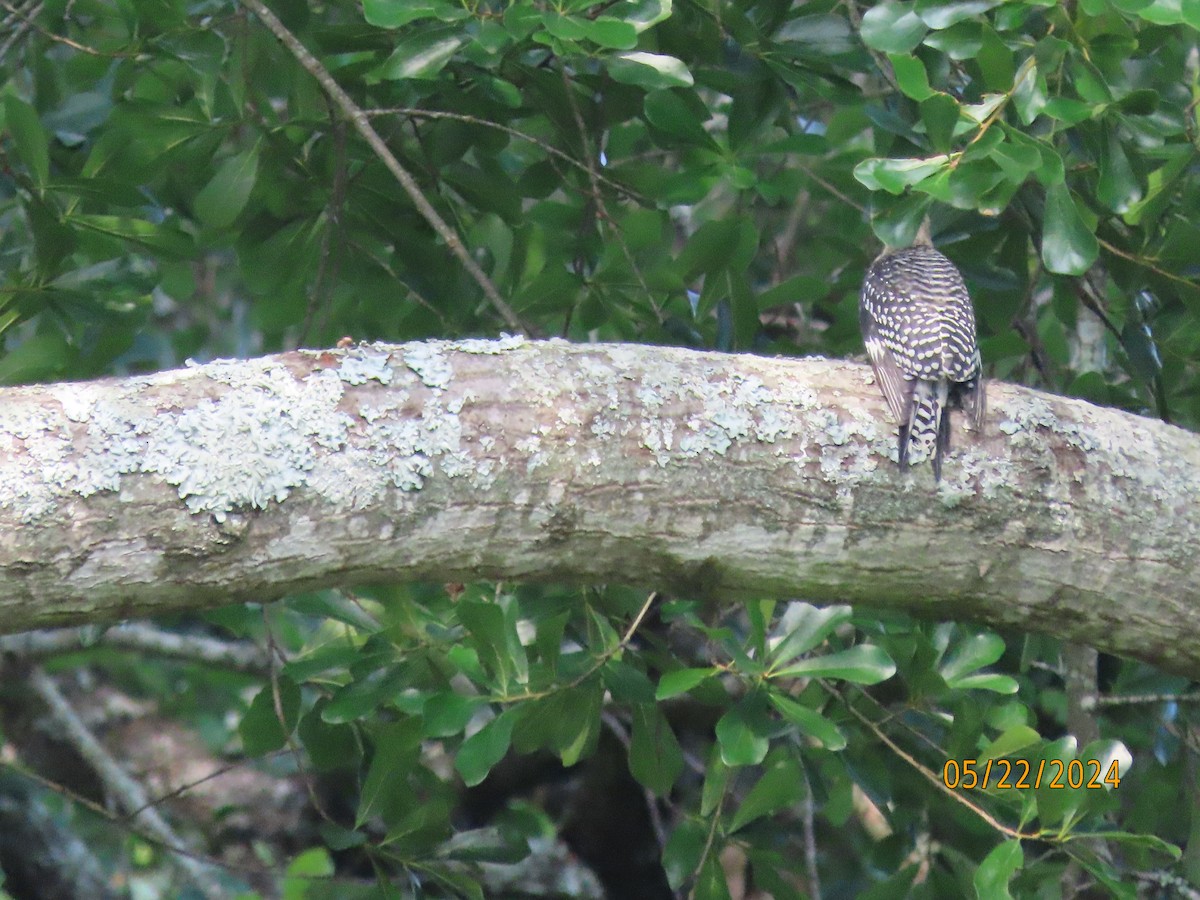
<box><xmin>0</xmin><ymin>339</ymin><xmax>1196</xmax><ymax>673</ymax></box>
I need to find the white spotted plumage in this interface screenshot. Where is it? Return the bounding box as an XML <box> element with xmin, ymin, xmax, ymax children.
<box><xmin>860</xmin><ymin>242</ymin><xmax>985</xmax><ymax>479</ymax></box>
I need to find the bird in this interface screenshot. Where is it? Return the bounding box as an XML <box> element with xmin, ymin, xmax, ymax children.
<box><xmin>859</xmin><ymin>221</ymin><xmax>985</xmax><ymax>480</ymax></box>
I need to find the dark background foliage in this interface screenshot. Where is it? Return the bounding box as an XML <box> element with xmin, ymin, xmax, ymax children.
<box><xmin>1</xmin><ymin>0</ymin><xmax>1198</xmax><ymax>897</ymax></box>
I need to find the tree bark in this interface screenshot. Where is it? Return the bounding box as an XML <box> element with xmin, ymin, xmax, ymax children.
<box><xmin>0</xmin><ymin>338</ymin><xmax>1196</xmax><ymax>674</ymax></box>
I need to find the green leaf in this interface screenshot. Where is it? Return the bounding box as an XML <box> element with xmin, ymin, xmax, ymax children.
<box><xmin>610</xmin><ymin>0</ymin><xmax>673</xmax><ymax>32</ymax></box>
<box><xmin>695</xmin><ymin>850</ymin><xmax>734</xmax><ymax>900</ymax></box>
<box><xmin>586</xmin><ymin>605</ymin><xmax>622</xmax><ymax>655</ymax></box>
<box><xmin>378</xmin><ymin>27</ymin><xmax>466</xmax><ymax>79</ymax></box>
<box><xmin>629</xmin><ymin>704</ymin><xmax>685</xmax><ymax>794</ymax></box>
<box><xmin>1123</xmin><ymin>149</ymin><xmax>1189</xmax><ymax>226</ymax></box>
<box><xmin>921</xmin><ymin>93</ymin><xmax>960</xmax><ymax>153</ymax></box>
<box><xmin>71</xmin><ymin>214</ymin><xmax>194</xmax><ymax>259</ymax></box>
<box><xmin>940</xmin><ymin>632</ymin><xmax>1005</xmax><ymax>683</ymax></box>
<box><xmin>553</xmin><ymin>684</ymin><xmax>603</xmax><ymax>766</ymax></box>
<box><xmin>860</xmin><ymin>2</ymin><xmax>927</xmax><ymax>52</ymax></box>
<box><xmin>1073</xmin><ymin>831</ymin><xmax>1181</xmax><ymax>856</ymax></box>
<box><xmin>603</xmin><ymin>659</ymin><xmax>657</xmax><ymax>703</ymax></box>
<box><xmin>767</xmin><ymin>603</ymin><xmax>851</xmax><ymax>671</ymax></box>
<box><xmin>656</xmin><ymin>667</ymin><xmax>718</xmax><ymax>699</ymax></box>
<box><xmin>976</xmin><ymin>25</ymin><xmax>1014</xmax><ymax>91</ymax></box>
<box><xmin>772</xmin><ymin>645</ymin><xmax>897</xmax><ymax>684</ymax></box>
<box><xmin>1133</xmin><ymin>0</ymin><xmax>1186</xmax><ymax>23</ymax></box>
<box><xmin>583</xmin><ymin>16</ymin><xmax>639</xmax><ymax>48</ymax></box>
<box><xmin>915</xmin><ymin>0</ymin><xmax>1002</xmax><ymax>28</ymax></box>
<box><xmin>762</xmin><ymin>133</ymin><xmax>827</xmax><ymax>155</ymax></box>
<box><xmin>775</xmin><ymin>13</ymin><xmax>855</xmax><ymax>55</ymax></box>
<box><xmin>299</xmin><ymin>701</ymin><xmax>361</xmax><ymax>771</ymax></box>
<box><xmin>644</xmin><ymin>89</ymin><xmax>718</xmax><ymax>147</ymax></box>
<box><xmin>362</xmin><ymin>0</ymin><xmax>454</xmax><ymax>27</ymax></box>
<box><xmin>284</xmin><ymin>847</ymin><xmax>335</xmax><ymax>900</ymax></box>
<box><xmin>1041</xmin><ymin>181</ymin><xmax>1099</xmax><ymax>275</ymax></box>
<box><xmin>321</xmin><ymin>663</ymin><xmax>408</xmax><ymax>723</ymax></box>
<box><xmin>357</xmin><ymin>718</ymin><xmax>422</xmax><ymax>828</ymax></box>
<box><xmin>438</xmin><ymin>827</ymin><xmax>528</xmax><ymax>864</ymax></box>
<box><xmin>458</xmin><ymin>596</ymin><xmax>528</xmax><ymax>692</ymax></box>
<box><xmin>540</xmin><ymin>11</ymin><xmax>587</xmax><ymax>39</ymax></box>
<box><xmin>678</xmin><ymin>218</ymin><xmax>742</xmax><ymax>280</ymax></box>
<box><xmin>286</xmin><ymin>590</ymin><xmax>381</xmax><ymax>634</ymax></box>
<box><xmin>768</xmin><ymin>691</ymin><xmax>847</xmax><ymax>750</ymax></box>
<box><xmin>961</xmin><ymin>92</ymin><xmax>1007</xmax><ymax>124</ymax></box>
<box><xmin>422</xmin><ymin>691</ymin><xmax>484</xmax><ymax>738</ymax></box>
<box><xmin>456</xmin><ymin>710</ymin><xmax>515</xmax><ymax>787</ymax></box>
<box><xmin>663</xmin><ymin>819</ymin><xmax>706</xmax><ymax>891</ymax></box>
<box><xmin>1033</xmin><ymin>737</ymin><xmax>1084</xmax><ymax>828</ymax></box>
<box><xmin>1042</xmin><ymin>97</ymin><xmax>1095</xmax><ymax>125</ymax></box>
<box><xmin>1115</xmin><ymin>88</ymin><xmax>1157</xmax><ymax>115</ymax></box>
<box><xmin>952</xmin><ymin>673</ymin><xmax>1019</xmax><ymax>693</ymax></box>
<box><xmin>1098</xmin><ymin>128</ymin><xmax>1142</xmax><ymax>214</ymax></box>
<box><xmin>25</xmin><ymin>196</ymin><xmax>75</xmax><ymax>276</ymax></box>
<box><xmin>923</xmin><ymin>20</ymin><xmax>983</xmax><ymax>58</ymax></box>
<box><xmin>979</xmin><ymin>725</ymin><xmax>1041</xmax><ymax>762</ymax></box>
<box><xmin>239</xmin><ymin>676</ymin><xmax>301</xmax><ymax>756</ymax></box>
<box><xmin>606</xmin><ymin>52</ymin><xmax>695</xmax><ymax>89</ymax></box>
<box><xmin>5</xmin><ymin>95</ymin><xmax>50</xmax><ymax>188</ymax></box>
<box><xmin>701</xmin><ymin>744</ymin><xmax>731</xmax><ymax>815</ymax></box>
<box><xmin>990</xmin><ymin>135</ymin><xmax>1042</xmax><ymax>182</ymax></box>
<box><xmin>1011</xmin><ymin>59</ymin><xmax>1047</xmax><ymax>124</ymax></box>
<box><xmin>715</xmin><ymin>695</ymin><xmax>772</xmax><ymax>766</ymax></box>
<box><xmin>973</xmin><ymin>840</ymin><xmax>1022</xmax><ymax>899</ymax></box>
<box><xmin>729</xmin><ymin>752</ymin><xmax>805</xmax><ymax>832</ymax></box>
<box><xmin>889</xmin><ymin>54</ymin><xmax>933</xmax><ymax>100</ymax></box>
<box><xmin>854</xmin><ymin>155</ymin><xmax>949</xmax><ymax>194</ymax></box>
<box><xmin>195</xmin><ymin>146</ymin><xmax>259</xmax><ymax>229</ymax></box>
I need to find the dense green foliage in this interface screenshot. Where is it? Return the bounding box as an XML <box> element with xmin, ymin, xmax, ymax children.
<box><xmin>2</xmin><ymin>0</ymin><xmax>1199</xmax><ymax>896</ymax></box>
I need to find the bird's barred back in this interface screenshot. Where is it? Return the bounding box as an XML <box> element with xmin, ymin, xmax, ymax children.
<box><xmin>859</xmin><ymin>239</ymin><xmax>985</xmax><ymax>480</ymax></box>
<box><xmin>861</xmin><ymin>247</ymin><xmax>979</xmax><ymax>383</ymax></box>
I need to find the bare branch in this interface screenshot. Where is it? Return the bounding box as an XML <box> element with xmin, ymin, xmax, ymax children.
<box><xmin>27</xmin><ymin>668</ymin><xmax>226</xmax><ymax>898</ymax></box>
<box><xmin>0</xmin><ymin>339</ymin><xmax>1196</xmax><ymax>675</ymax></box>
<box><xmin>0</xmin><ymin>624</ymin><xmax>270</xmax><ymax>674</ymax></box>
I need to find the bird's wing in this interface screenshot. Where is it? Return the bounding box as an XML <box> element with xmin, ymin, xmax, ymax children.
<box><xmin>966</xmin><ymin>368</ymin><xmax>986</xmax><ymax>430</ymax></box>
<box><xmin>862</xmin><ymin>320</ymin><xmax>915</xmax><ymax>426</ymax></box>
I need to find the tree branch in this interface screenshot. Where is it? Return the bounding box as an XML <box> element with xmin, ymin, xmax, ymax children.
<box><xmin>0</xmin><ymin>339</ymin><xmax>1196</xmax><ymax>674</ymax></box>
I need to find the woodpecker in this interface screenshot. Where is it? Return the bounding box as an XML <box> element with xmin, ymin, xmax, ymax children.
<box><xmin>859</xmin><ymin>225</ymin><xmax>985</xmax><ymax>480</ymax></box>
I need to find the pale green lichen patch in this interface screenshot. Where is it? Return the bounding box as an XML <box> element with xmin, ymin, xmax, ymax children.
<box><xmin>403</xmin><ymin>343</ymin><xmax>454</xmax><ymax>389</ymax></box>
<box><xmin>605</xmin><ymin>349</ymin><xmax>799</xmax><ymax>463</ymax></box>
<box><xmin>140</xmin><ymin>363</ymin><xmax>353</xmax><ymax>520</ymax></box>
<box><xmin>0</xmin><ymin>340</ymin><xmax>494</xmax><ymax>523</ymax></box>
<box><xmin>337</xmin><ymin>347</ymin><xmax>395</xmax><ymax>385</ymax></box>
<box><xmin>0</xmin><ymin>402</ymin><xmax>81</xmax><ymax>521</ymax></box>
<box><xmin>449</xmin><ymin>333</ymin><xmax>526</xmax><ymax>354</ymax></box>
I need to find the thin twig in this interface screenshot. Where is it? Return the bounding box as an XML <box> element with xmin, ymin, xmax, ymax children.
<box><xmin>558</xmin><ymin>64</ymin><xmax>663</xmax><ymax>327</ymax></box>
<box><xmin>0</xmin><ymin>0</ymin><xmax>119</xmax><ymax>58</ymax></box>
<box><xmin>370</xmin><ymin>107</ymin><xmax>646</xmax><ymax>203</ymax></box>
<box><xmin>844</xmin><ymin>0</ymin><xmax>899</xmax><ymax>92</ymax></box>
<box><xmin>495</xmin><ymin>591</ymin><xmax>658</xmax><ymax>704</ymax></box>
<box><xmin>237</xmin><ymin>0</ymin><xmax>531</xmax><ymax>335</ymax></box>
<box><xmin>802</xmin><ymin>774</ymin><xmax>822</xmax><ymax>900</ymax></box>
<box><xmin>831</xmin><ymin>684</ymin><xmax>1036</xmax><ymax>840</ymax></box>
<box><xmin>299</xmin><ymin>114</ymin><xmax>348</xmax><ymax>348</ymax></box>
<box><xmin>262</xmin><ymin>608</ymin><xmax>338</xmax><ymax>826</ymax></box>
<box><xmin>1098</xmin><ymin>236</ymin><xmax>1197</xmax><ymax>291</ymax></box>
<box><xmin>0</xmin><ymin>0</ymin><xmax>39</xmax><ymax>61</ymax></box>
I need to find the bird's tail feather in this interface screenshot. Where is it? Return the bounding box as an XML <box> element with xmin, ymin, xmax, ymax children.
<box><xmin>902</xmin><ymin>381</ymin><xmax>949</xmax><ymax>480</ymax></box>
